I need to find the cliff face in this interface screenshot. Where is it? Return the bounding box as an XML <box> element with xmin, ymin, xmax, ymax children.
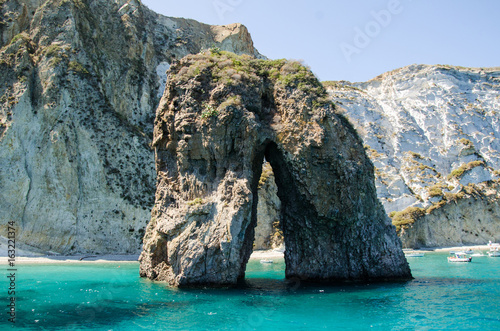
<box><xmin>139</xmin><ymin>51</ymin><xmax>411</xmax><ymax>286</ymax></box>
<box><xmin>398</xmin><ymin>181</ymin><xmax>500</xmax><ymax>248</ymax></box>
<box><xmin>0</xmin><ymin>0</ymin><xmax>260</xmax><ymax>254</ymax></box>
<box><xmin>326</xmin><ymin>65</ymin><xmax>500</xmax><ymax>247</ymax></box>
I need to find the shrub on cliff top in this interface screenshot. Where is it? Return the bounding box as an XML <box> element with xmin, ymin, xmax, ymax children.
<box><xmin>321</xmin><ymin>80</ymin><xmax>362</xmax><ymax>92</ymax></box>
<box><xmin>174</xmin><ymin>50</ymin><xmax>328</xmax><ymax>103</ymax></box>
<box><xmin>426</xmin><ymin>200</ymin><xmax>447</xmax><ymax>214</ymax></box>
<box><xmin>426</xmin><ymin>182</ymin><xmax>485</xmax><ymax>214</ymax></box>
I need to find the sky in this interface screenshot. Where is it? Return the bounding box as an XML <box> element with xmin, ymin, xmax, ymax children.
<box><xmin>141</xmin><ymin>0</ymin><xmax>500</xmax><ymax>83</ymax></box>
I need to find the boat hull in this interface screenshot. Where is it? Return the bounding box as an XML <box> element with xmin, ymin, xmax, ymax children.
<box><xmin>405</xmin><ymin>253</ymin><xmax>425</xmax><ymax>257</ymax></box>
<box><xmin>448</xmin><ymin>257</ymin><xmax>472</xmax><ymax>263</ymax></box>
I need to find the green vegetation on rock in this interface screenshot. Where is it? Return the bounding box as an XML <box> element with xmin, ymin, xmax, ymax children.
<box><xmin>172</xmin><ymin>50</ymin><xmax>331</xmax><ymax>111</ymax></box>
<box><xmin>427</xmin><ymin>183</ymin><xmax>445</xmax><ymax>198</ymax></box>
<box><xmin>459</xmin><ymin>138</ymin><xmax>474</xmax><ymax>147</ymax></box>
<box><xmin>201</xmin><ymin>102</ymin><xmax>218</xmax><ymax>118</ymax></box>
<box><xmin>187</xmin><ymin>198</ymin><xmax>204</xmax><ymax>206</ymax></box>
<box><xmin>217</xmin><ymin>96</ymin><xmax>242</xmax><ymax>111</ymax></box>
<box><xmin>447</xmin><ymin>160</ymin><xmax>485</xmax><ymax>180</ymax></box>
<box><xmin>390</xmin><ymin>206</ymin><xmax>426</xmax><ymax>231</ymax></box>
<box><xmin>408</xmin><ymin>151</ymin><xmax>423</xmax><ymax>159</ymax></box>
<box><xmin>44</xmin><ymin>44</ymin><xmax>63</xmax><ymax>57</ymax></box>
<box><xmin>258</xmin><ymin>163</ymin><xmax>274</xmax><ymax>188</ymax></box>
<box><xmin>68</xmin><ymin>61</ymin><xmax>90</xmax><ymax>75</ymax></box>
<box><xmin>9</xmin><ymin>32</ymin><xmax>29</xmax><ymax>46</ymax></box>
<box><xmin>321</xmin><ymin>80</ymin><xmax>363</xmax><ymax>92</ymax></box>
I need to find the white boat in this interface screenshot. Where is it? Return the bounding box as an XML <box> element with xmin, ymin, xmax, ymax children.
<box><xmin>404</xmin><ymin>251</ymin><xmax>425</xmax><ymax>257</ymax></box>
<box><xmin>259</xmin><ymin>259</ymin><xmax>274</xmax><ymax>264</ymax></box>
<box><xmin>487</xmin><ymin>241</ymin><xmax>500</xmax><ymax>257</ymax></box>
<box><xmin>448</xmin><ymin>252</ymin><xmax>472</xmax><ymax>263</ymax></box>
<box><xmin>488</xmin><ymin>246</ymin><xmax>500</xmax><ymax>257</ymax></box>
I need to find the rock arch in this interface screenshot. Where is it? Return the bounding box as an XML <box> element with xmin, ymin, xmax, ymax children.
<box><xmin>139</xmin><ymin>52</ymin><xmax>411</xmax><ymax>286</ymax></box>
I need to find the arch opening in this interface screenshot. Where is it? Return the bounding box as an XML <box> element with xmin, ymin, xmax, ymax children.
<box><xmin>241</xmin><ymin>141</ymin><xmax>328</xmax><ymax>281</ymax></box>
<box><xmin>242</xmin><ymin>158</ymin><xmax>285</xmax><ymax>280</ymax></box>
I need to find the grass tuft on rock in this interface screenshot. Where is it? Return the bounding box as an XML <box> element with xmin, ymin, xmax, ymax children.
<box><xmin>390</xmin><ymin>206</ymin><xmax>426</xmax><ymax>231</ymax></box>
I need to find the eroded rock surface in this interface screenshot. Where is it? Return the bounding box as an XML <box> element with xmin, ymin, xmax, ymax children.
<box><xmin>398</xmin><ymin>181</ymin><xmax>500</xmax><ymax>247</ymax></box>
<box><xmin>139</xmin><ymin>51</ymin><xmax>411</xmax><ymax>286</ymax></box>
<box><xmin>0</xmin><ymin>0</ymin><xmax>259</xmax><ymax>254</ymax></box>
<box><xmin>325</xmin><ymin>65</ymin><xmax>500</xmax><ymax>247</ymax></box>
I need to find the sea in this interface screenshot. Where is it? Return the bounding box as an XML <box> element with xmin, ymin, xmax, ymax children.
<box><xmin>2</xmin><ymin>252</ymin><xmax>500</xmax><ymax>330</ymax></box>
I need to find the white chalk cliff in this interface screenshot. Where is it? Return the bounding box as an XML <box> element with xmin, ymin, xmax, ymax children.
<box><xmin>326</xmin><ymin>64</ymin><xmax>500</xmax><ymax>246</ymax></box>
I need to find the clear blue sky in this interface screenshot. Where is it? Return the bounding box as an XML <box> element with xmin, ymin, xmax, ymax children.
<box><xmin>142</xmin><ymin>0</ymin><xmax>500</xmax><ymax>82</ymax></box>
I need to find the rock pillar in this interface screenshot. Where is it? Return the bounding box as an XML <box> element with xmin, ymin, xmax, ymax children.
<box><xmin>139</xmin><ymin>51</ymin><xmax>411</xmax><ymax>286</ymax></box>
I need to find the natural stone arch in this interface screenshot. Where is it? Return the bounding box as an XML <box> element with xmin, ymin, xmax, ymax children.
<box><xmin>139</xmin><ymin>51</ymin><xmax>411</xmax><ymax>286</ymax></box>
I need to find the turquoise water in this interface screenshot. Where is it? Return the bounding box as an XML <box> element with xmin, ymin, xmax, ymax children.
<box><xmin>2</xmin><ymin>253</ymin><xmax>500</xmax><ymax>330</ymax></box>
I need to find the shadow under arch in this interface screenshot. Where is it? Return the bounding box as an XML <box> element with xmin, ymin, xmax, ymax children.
<box><xmin>242</xmin><ymin>140</ymin><xmax>355</xmax><ymax>283</ymax></box>
<box><xmin>244</xmin><ymin>141</ymin><xmax>328</xmax><ymax>281</ymax></box>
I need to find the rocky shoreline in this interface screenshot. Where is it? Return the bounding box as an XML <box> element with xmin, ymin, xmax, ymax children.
<box><xmin>0</xmin><ymin>250</ymin><xmax>283</xmax><ymax>264</ymax></box>
<box><xmin>1</xmin><ymin>245</ymin><xmax>495</xmax><ymax>264</ymax></box>
<box><xmin>412</xmin><ymin>245</ymin><xmax>492</xmax><ymax>253</ymax></box>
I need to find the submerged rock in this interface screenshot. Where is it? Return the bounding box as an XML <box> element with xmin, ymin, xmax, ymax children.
<box><xmin>139</xmin><ymin>51</ymin><xmax>411</xmax><ymax>286</ymax></box>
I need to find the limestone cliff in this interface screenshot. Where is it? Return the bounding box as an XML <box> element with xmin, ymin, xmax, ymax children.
<box><xmin>398</xmin><ymin>181</ymin><xmax>500</xmax><ymax>248</ymax></box>
<box><xmin>0</xmin><ymin>0</ymin><xmax>260</xmax><ymax>254</ymax></box>
<box><xmin>139</xmin><ymin>51</ymin><xmax>411</xmax><ymax>286</ymax></box>
<box><xmin>325</xmin><ymin>65</ymin><xmax>500</xmax><ymax>247</ymax></box>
